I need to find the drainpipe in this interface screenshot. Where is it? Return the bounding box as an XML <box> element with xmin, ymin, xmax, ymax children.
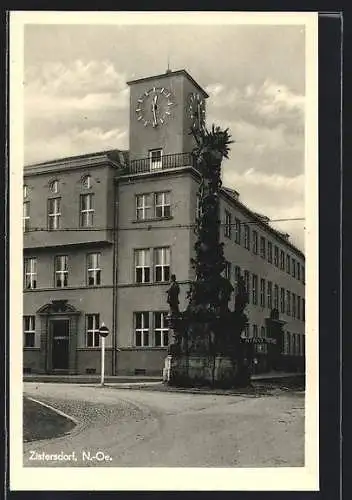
<box><xmin>111</xmin><ymin>176</ymin><xmax>119</xmax><ymax>375</ymax></box>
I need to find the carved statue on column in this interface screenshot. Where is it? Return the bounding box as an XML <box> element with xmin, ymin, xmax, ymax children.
<box><xmin>166</xmin><ymin>274</ymin><xmax>180</xmax><ymax>315</ymax></box>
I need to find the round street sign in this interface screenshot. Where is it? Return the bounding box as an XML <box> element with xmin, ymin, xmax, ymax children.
<box><xmin>99</xmin><ymin>323</ymin><xmax>110</xmax><ymax>337</ymax></box>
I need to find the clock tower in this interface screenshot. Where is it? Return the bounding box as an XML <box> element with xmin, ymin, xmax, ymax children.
<box><xmin>127</xmin><ymin>69</ymin><xmax>209</xmax><ymax>165</ymax></box>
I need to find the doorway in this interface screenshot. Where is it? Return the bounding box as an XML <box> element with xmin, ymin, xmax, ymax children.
<box><xmin>51</xmin><ymin>319</ymin><xmax>69</xmax><ymax>370</ymax></box>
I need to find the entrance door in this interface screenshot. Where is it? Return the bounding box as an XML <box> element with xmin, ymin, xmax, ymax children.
<box><xmin>51</xmin><ymin>320</ymin><xmax>69</xmax><ymax>370</ymax></box>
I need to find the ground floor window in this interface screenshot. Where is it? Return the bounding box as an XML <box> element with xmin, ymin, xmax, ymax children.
<box><xmin>135</xmin><ymin>312</ymin><xmax>150</xmax><ymax>346</ymax></box>
<box><xmin>134</xmin><ymin>311</ymin><xmax>169</xmax><ymax>347</ymax></box>
<box><xmin>23</xmin><ymin>315</ymin><xmax>36</xmax><ymax>347</ymax></box>
<box><xmin>86</xmin><ymin>314</ymin><xmax>100</xmax><ymax>347</ymax></box>
<box><xmin>154</xmin><ymin>312</ymin><xmax>169</xmax><ymax>347</ymax></box>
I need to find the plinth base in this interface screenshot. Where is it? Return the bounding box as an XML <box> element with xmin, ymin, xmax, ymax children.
<box><xmin>163</xmin><ymin>354</ymin><xmax>251</xmax><ymax>388</ymax></box>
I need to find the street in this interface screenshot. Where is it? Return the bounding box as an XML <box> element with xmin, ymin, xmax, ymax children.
<box><xmin>23</xmin><ymin>382</ymin><xmax>304</xmax><ymax>467</ymax></box>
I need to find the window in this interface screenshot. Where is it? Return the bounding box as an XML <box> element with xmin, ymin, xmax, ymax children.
<box><xmin>49</xmin><ymin>180</ymin><xmax>59</xmax><ymax>193</ymax></box>
<box><xmin>48</xmin><ymin>198</ymin><xmax>61</xmax><ymax>230</ymax></box>
<box><xmin>252</xmin><ymin>274</ymin><xmax>258</xmax><ymax>305</ymax></box>
<box><xmin>244</xmin><ymin>270</ymin><xmax>250</xmax><ymax>298</ymax></box>
<box><xmin>292</xmin><ymin>258</ymin><xmax>296</xmax><ymax>278</ymax></box>
<box><xmin>286</xmin><ymin>254</ymin><xmax>291</xmax><ymax>274</ymax></box>
<box><xmin>154</xmin><ymin>247</ymin><xmax>170</xmax><ymax>282</ymax></box>
<box><xmin>224</xmin><ymin>261</ymin><xmax>232</xmax><ymax>280</ymax></box>
<box><xmin>261</xmin><ymin>326</ymin><xmax>266</xmax><ymax>338</ymax></box>
<box><xmin>23</xmin><ymin>201</ymin><xmax>30</xmax><ymax>232</ymax></box>
<box><xmin>224</xmin><ymin>211</ymin><xmax>231</xmax><ymax>238</ymax></box>
<box><xmin>82</xmin><ymin>175</ymin><xmax>92</xmax><ymax>189</ymax></box>
<box><xmin>243</xmin><ymin>324</ymin><xmax>249</xmax><ymax>337</ymax></box>
<box><xmin>292</xmin><ymin>333</ymin><xmax>297</xmax><ymax>356</ymax></box>
<box><xmin>244</xmin><ymin>224</ymin><xmax>250</xmax><ymax>250</ymax></box>
<box><xmin>252</xmin><ymin>324</ymin><xmax>258</xmax><ymax>338</ymax></box>
<box><xmin>260</xmin><ymin>236</ymin><xmax>266</xmax><ymax>259</ymax></box>
<box><xmin>280</xmin><ymin>250</ymin><xmax>285</xmax><ymax>270</ymax></box>
<box><xmin>274</xmin><ymin>246</ymin><xmax>279</xmax><ymax>267</ymax></box>
<box><xmin>267</xmin><ymin>241</ymin><xmax>273</xmax><ymax>263</ymax></box>
<box><xmin>274</xmin><ymin>284</ymin><xmax>279</xmax><ymax>310</ymax></box>
<box><xmin>149</xmin><ymin>149</ymin><xmax>163</xmax><ymax>171</ymax></box>
<box><xmin>135</xmin><ymin>249</ymin><xmax>151</xmax><ymax>283</ymax></box>
<box><xmin>136</xmin><ymin>194</ymin><xmax>152</xmax><ymax>220</ymax></box>
<box><xmin>154</xmin><ymin>312</ymin><xmax>169</xmax><ymax>347</ymax></box>
<box><xmin>302</xmin><ymin>335</ymin><xmax>306</xmax><ymax>356</ymax></box>
<box><xmin>297</xmin><ymin>296</ymin><xmax>301</xmax><ymax>320</ymax></box>
<box><xmin>155</xmin><ymin>192</ymin><xmax>171</xmax><ymax>218</ymax></box>
<box><xmin>287</xmin><ymin>332</ymin><xmax>291</xmax><ymax>355</ymax></box>
<box><xmin>302</xmin><ymin>298</ymin><xmax>305</xmax><ymax>321</ymax></box>
<box><xmin>297</xmin><ymin>262</ymin><xmax>301</xmax><ymax>281</ymax></box>
<box><xmin>87</xmin><ymin>253</ymin><xmax>101</xmax><ymax>286</ymax></box>
<box><xmin>280</xmin><ymin>287</ymin><xmax>285</xmax><ymax>314</ymax></box>
<box><xmin>55</xmin><ymin>255</ymin><xmax>68</xmax><ymax>288</ymax></box>
<box><xmin>260</xmin><ymin>278</ymin><xmax>265</xmax><ymax>307</ymax></box>
<box><xmin>286</xmin><ymin>290</ymin><xmax>291</xmax><ymax>316</ymax></box>
<box><xmin>23</xmin><ymin>316</ymin><xmax>35</xmax><ymax>347</ymax></box>
<box><xmin>252</xmin><ymin>230</ymin><xmax>258</xmax><ymax>254</ymax></box>
<box><xmin>135</xmin><ymin>312</ymin><xmax>150</xmax><ymax>346</ymax></box>
<box><xmin>23</xmin><ymin>184</ymin><xmax>28</xmax><ymax>199</ymax></box>
<box><xmin>267</xmin><ymin>281</ymin><xmax>273</xmax><ymax>310</ymax></box>
<box><xmin>235</xmin><ymin>218</ymin><xmax>241</xmax><ymax>244</ymax></box>
<box><xmin>80</xmin><ymin>193</ymin><xmax>94</xmax><ymax>227</ymax></box>
<box><xmin>24</xmin><ymin>257</ymin><xmax>37</xmax><ymax>289</ymax></box>
<box><xmin>235</xmin><ymin>266</ymin><xmax>241</xmax><ymax>295</ymax></box>
<box><xmin>302</xmin><ymin>265</ymin><xmax>305</xmax><ymax>283</ymax></box>
<box><xmin>196</xmin><ymin>194</ymin><xmax>203</xmax><ymax>220</ymax></box>
<box><xmin>86</xmin><ymin>314</ymin><xmax>100</xmax><ymax>347</ymax></box>
<box><xmin>292</xmin><ymin>293</ymin><xmax>296</xmax><ymax>318</ymax></box>
<box><xmin>297</xmin><ymin>334</ymin><xmax>301</xmax><ymax>356</ymax></box>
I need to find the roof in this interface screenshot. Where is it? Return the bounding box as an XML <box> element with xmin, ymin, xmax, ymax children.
<box><xmin>127</xmin><ymin>69</ymin><xmax>209</xmax><ymax>99</ymax></box>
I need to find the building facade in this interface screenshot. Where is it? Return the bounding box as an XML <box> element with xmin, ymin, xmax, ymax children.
<box><xmin>23</xmin><ymin>69</ymin><xmax>305</xmax><ymax>376</ymax></box>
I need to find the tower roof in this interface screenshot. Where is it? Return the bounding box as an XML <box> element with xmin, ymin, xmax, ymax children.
<box><xmin>126</xmin><ymin>69</ymin><xmax>209</xmax><ymax>98</ymax></box>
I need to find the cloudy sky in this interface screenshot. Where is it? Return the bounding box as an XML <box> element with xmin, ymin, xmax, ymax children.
<box><xmin>23</xmin><ymin>15</ymin><xmax>308</xmax><ymax>251</ymax></box>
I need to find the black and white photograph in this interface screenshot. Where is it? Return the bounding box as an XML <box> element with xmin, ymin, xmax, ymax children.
<box><xmin>9</xmin><ymin>11</ymin><xmax>319</xmax><ymax>491</ymax></box>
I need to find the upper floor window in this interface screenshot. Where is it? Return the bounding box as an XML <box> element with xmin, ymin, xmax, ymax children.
<box><xmin>252</xmin><ymin>274</ymin><xmax>258</xmax><ymax>305</ymax></box>
<box><xmin>224</xmin><ymin>211</ymin><xmax>232</xmax><ymax>238</ymax></box>
<box><xmin>244</xmin><ymin>224</ymin><xmax>250</xmax><ymax>250</ymax></box>
<box><xmin>260</xmin><ymin>236</ymin><xmax>266</xmax><ymax>259</ymax></box>
<box><xmin>302</xmin><ymin>298</ymin><xmax>305</xmax><ymax>321</ymax></box>
<box><xmin>280</xmin><ymin>287</ymin><xmax>285</xmax><ymax>314</ymax></box>
<box><xmin>196</xmin><ymin>194</ymin><xmax>203</xmax><ymax>221</ymax></box>
<box><xmin>135</xmin><ymin>249</ymin><xmax>151</xmax><ymax>283</ymax></box>
<box><xmin>136</xmin><ymin>194</ymin><xmax>152</xmax><ymax>221</ymax></box>
<box><xmin>267</xmin><ymin>281</ymin><xmax>273</xmax><ymax>310</ymax></box>
<box><xmin>55</xmin><ymin>255</ymin><xmax>68</xmax><ymax>288</ymax></box>
<box><xmin>48</xmin><ymin>198</ymin><xmax>61</xmax><ymax>230</ymax></box>
<box><xmin>86</xmin><ymin>314</ymin><xmax>100</xmax><ymax>347</ymax></box>
<box><xmin>292</xmin><ymin>258</ymin><xmax>296</xmax><ymax>278</ymax></box>
<box><xmin>267</xmin><ymin>241</ymin><xmax>273</xmax><ymax>263</ymax></box>
<box><xmin>286</xmin><ymin>290</ymin><xmax>291</xmax><ymax>316</ymax></box>
<box><xmin>23</xmin><ymin>316</ymin><xmax>35</xmax><ymax>348</ymax></box>
<box><xmin>154</xmin><ymin>247</ymin><xmax>170</xmax><ymax>283</ymax></box>
<box><xmin>297</xmin><ymin>262</ymin><xmax>301</xmax><ymax>281</ymax></box>
<box><xmin>302</xmin><ymin>265</ymin><xmax>305</xmax><ymax>284</ymax></box>
<box><xmin>23</xmin><ymin>184</ymin><xmax>28</xmax><ymax>199</ymax></box>
<box><xmin>297</xmin><ymin>295</ymin><xmax>301</xmax><ymax>320</ymax></box>
<box><xmin>292</xmin><ymin>293</ymin><xmax>296</xmax><ymax>318</ymax></box>
<box><xmin>23</xmin><ymin>201</ymin><xmax>30</xmax><ymax>232</ymax></box>
<box><xmin>244</xmin><ymin>270</ymin><xmax>250</xmax><ymax>298</ymax></box>
<box><xmin>234</xmin><ymin>266</ymin><xmax>241</xmax><ymax>295</ymax></box>
<box><xmin>82</xmin><ymin>175</ymin><xmax>92</xmax><ymax>189</ymax></box>
<box><xmin>280</xmin><ymin>250</ymin><xmax>285</xmax><ymax>270</ymax></box>
<box><xmin>87</xmin><ymin>253</ymin><xmax>101</xmax><ymax>286</ymax></box>
<box><xmin>149</xmin><ymin>149</ymin><xmax>163</xmax><ymax>171</ymax></box>
<box><xmin>260</xmin><ymin>278</ymin><xmax>266</xmax><ymax>307</ymax></box>
<box><xmin>252</xmin><ymin>230</ymin><xmax>258</xmax><ymax>254</ymax></box>
<box><xmin>274</xmin><ymin>245</ymin><xmax>279</xmax><ymax>267</ymax></box>
<box><xmin>234</xmin><ymin>218</ymin><xmax>241</xmax><ymax>244</ymax></box>
<box><xmin>154</xmin><ymin>312</ymin><xmax>169</xmax><ymax>347</ymax></box>
<box><xmin>24</xmin><ymin>257</ymin><xmax>37</xmax><ymax>289</ymax></box>
<box><xmin>80</xmin><ymin>193</ymin><xmax>94</xmax><ymax>227</ymax></box>
<box><xmin>155</xmin><ymin>192</ymin><xmax>171</xmax><ymax>218</ymax></box>
<box><xmin>135</xmin><ymin>312</ymin><xmax>150</xmax><ymax>346</ymax></box>
<box><xmin>49</xmin><ymin>179</ymin><xmax>59</xmax><ymax>194</ymax></box>
<box><xmin>286</xmin><ymin>254</ymin><xmax>291</xmax><ymax>274</ymax></box>
<box><xmin>274</xmin><ymin>284</ymin><xmax>279</xmax><ymax>310</ymax></box>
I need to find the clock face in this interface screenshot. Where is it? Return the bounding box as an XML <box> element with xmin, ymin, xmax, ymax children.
<box><xmin>188</xmin><ymin>92</ymin><xmax>206</xmax><ymax>128</ymax></box>
<box><xmin>135</xmin><ymin>87</ymin><xmax>174</xmax><ymax>127</ymax></box>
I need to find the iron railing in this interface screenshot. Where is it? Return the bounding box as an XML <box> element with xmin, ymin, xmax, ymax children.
<box><xmin>128</xmin><ymin>152</ymin><xmax>197</xmax><ymax>175</ymax></box>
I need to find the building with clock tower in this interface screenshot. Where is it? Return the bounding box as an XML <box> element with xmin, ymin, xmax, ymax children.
<box><xmin>23</xmin><ymin>68</ymin><xmax>305</xmax><ymax>378</ymax></box>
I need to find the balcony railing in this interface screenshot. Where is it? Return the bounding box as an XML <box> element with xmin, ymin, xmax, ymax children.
<box><xmin>128</xmin><ymin>152</ymin><xmax>197</xmax><ymax>175</ymax></box>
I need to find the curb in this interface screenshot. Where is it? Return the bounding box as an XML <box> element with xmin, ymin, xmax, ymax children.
<box><xmin>25</xmin><ymin>396</ymin><xmax>79</xmax><ymax>425</ymax></box>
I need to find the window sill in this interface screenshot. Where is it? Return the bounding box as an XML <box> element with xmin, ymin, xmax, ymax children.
<box><xmin>134</xmin><ymin>281</ymin><xmax>170</xmax><ymax>286</ymax></box>
<box><xmin>132</xmin><ymin>216</ymin><xmax>173</xmax><ymax>224</ymax></box>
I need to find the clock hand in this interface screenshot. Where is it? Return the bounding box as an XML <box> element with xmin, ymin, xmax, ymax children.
<box><xmin>152</xmin><ymin>94</ymin><xmax>158</xmax><ymax>126</ymax></box>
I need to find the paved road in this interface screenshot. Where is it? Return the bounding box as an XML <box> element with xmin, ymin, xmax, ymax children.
<box><xmin>23</xmin><ymin>382</ymin><xmax>304</xmax><ymax>467</ymax></box>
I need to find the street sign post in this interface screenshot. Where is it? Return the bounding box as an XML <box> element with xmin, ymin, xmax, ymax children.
<box><xmin>99</xmin><ymin>322</ymin><xmax>110</xmax><ymax>386</ymax></box>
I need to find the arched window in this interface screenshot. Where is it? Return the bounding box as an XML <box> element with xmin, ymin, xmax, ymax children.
<box><xmin>49</xmin><ymin>179</ymin><xmax>59</xmax><ymax>193</ymax></box>
<box><xmin>82</xmin><ymin>174</ymin><xmax>92</xmax><ymax>189</ymax></box>
<box><xmin>23</xmin><ymin>184</ymin><xmax>28</xmax><ymax>199</ymax></box>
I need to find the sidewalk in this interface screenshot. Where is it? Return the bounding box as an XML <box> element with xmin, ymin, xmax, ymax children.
<box><xmin>23</xmin><ymin>372</ymin><xmax>304</xmax><ymax>384</ymax></box>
